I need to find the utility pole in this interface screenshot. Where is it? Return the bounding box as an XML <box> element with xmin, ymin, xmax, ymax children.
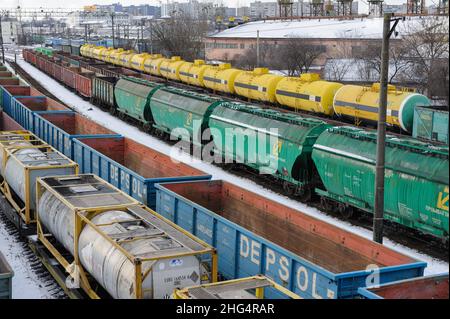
<box><xmin>149</xmin><ymin>19</ymin><xmax>153</xmax><ymax>54</ymax></box>
<box><xmin>140</xmin><ymin>19</ymin><xmax>144</xmax><ymax>53</ymax></box>
<box><xmin>84</xmin><ymin>24</ymin><xmax>88</xmax><ymax>43</ymax></box>
<box><xmin>256</xmin><ymin>30</ymin><xmax>260</xmax><ymax>67</ymax></box>
<box><xmin>0</xmin><ymin>13</ymin><xmax>4</xmax><ymax>64</ymax></box>
<box><xmin>111</xmin><ymin>12</ymin><xmax>115</xmax><ymax>48</ymax></box>
<box><xmin>373</xmin><ymin>13</ymin><xmax>404</xmax><ymax>244</ymax></box>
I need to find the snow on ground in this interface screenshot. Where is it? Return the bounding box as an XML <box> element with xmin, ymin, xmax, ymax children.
<box><xmin>211</xmin><ymin>16</ymin><xmax>449</xmax><ymax>39</ymax></box>
<box><xmin>11</xmin><ymin>56</ymin><xmax>449</xmax><ymax>275</ymax></box>
<box><xmin>0</xmin><ymin>221</ymin><xmax>55</xmax><ymax>299</ymax></box>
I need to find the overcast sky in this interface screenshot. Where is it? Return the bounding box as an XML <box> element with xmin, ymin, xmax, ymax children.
<box><xmin>0</xmin><ymin>1</ymin><xmax>427</xmax><ymax>14</ymax></box>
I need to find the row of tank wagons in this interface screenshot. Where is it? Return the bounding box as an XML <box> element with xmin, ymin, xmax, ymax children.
<box><xmin>80</xmin><ymin>44</ymin><xmax>431</xmax><ymax>133</ymax></box>
<box><xmin>0</xmin><ymin>128</ymin><xmax>301</xmax><ymax>300</ymax></box>
<box><xmin>0</xmin><ymin>69</ymin><xmax>440</xmax><ymax>299</ymax></box>
<box><xmin>13</xmin><ymin>53</ymin><xmax>450</xmax><ymax>244</ymax></box>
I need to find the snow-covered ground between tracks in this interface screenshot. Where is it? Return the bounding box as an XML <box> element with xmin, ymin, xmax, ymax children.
<box><xmin>0</xmin><ymin>221</ymin><xmax>55</xmax><ymax>299</ymax></box>
<box><xmin>1</xmin><ymin>57</ymin><xmax>446</xmax><ymax>299</ymax></box>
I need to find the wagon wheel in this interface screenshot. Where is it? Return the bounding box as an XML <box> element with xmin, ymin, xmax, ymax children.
<box><xmin>282</xmin><ymin>181</ymin><xmax>295</xmax><ymax>196</ymax></box>
<box><xmin>320</xmin><ymin>197</ymin><xmax>333</xmax><ymax>212</ymax></box>
<box><xmin>142</xmin><ymin>123</ymin><xmax>153</xmax><ymax>134</ymax></box>
<box><xmin>338</xmin><ymin>204</ymin><xmax>354</xmax><ymax>219</ymax></box>
<box><xmin>118</xmin><ymin>111</ymin><xmax>126</xmax><ymax>120</ymax></box>
<box><xmin>296</xmin><ymin>187</ymin><xmax>312</xmax><ymax>202</ymax></box>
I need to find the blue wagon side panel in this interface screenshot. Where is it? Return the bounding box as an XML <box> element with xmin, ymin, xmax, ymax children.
<box><xmin>72</xmin><ymin>136</ymin><xmax>212</xmax><ymax>208</ymax></box>
<box><xmin>33</xmin><ymin>111</ymin><xmax>119</xmax><ymax>158</ymax></box>
<box><xmin>155</xmin><ymin>180</ymin><xmax>427</xmax><ymax>299</ymax></box>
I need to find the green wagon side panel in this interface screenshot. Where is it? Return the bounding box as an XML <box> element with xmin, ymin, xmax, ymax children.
<box><xmin>149</xmin><ymin>87</ymin><xmax>224</xmax><ymax>144</ymax></box>
<box><xmin>92</xmin><ymin>77</ymin><xmax>117</xmax><ymax>109</ymax></box>
<box><xmin>209</xmin><ymin>103</ymin><xmax>330</xmax><ymax>185</ymax></box>
<box><xmin>413</xmin><ymin>106</ymin><xmax>449</xmax><ymax>145</ymax></box>
<box><xmin>312</xmin><ymin>126</ymin><xmax>449</xmax><ymax>239</ymax></box>
<box><xmin>114</xmin><ymin>77</ymin><xmax>162</xmax><ymax>124</ymax></box>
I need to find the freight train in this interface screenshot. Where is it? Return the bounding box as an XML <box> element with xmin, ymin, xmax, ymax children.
<box><xmin>0</xmin><ymin>62</ymin><xmax>440</xmax><ymax>299</ymax></box>
<box><xmin>11</xmin><ymin>51</ymin><xmax>450</xmax><ymax>245</ymax></box>
<box><xmin>79</xmin><ymin>44</ymin><xmax>431</xmax><ymax>133</ymax></box>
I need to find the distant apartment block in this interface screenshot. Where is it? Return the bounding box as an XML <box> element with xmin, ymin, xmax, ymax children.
<box><xmin>249</xmin><ymin>1</ymin><xmax>358</xmax><ymax>18</ymax></box>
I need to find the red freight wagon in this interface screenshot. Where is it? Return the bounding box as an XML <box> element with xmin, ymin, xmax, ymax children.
<box><xmin>61</xmin><ymin>66</ymin><xmax>79</xmax><ymax>89</ymax></box>
<box><xmin>0</xmin><ymin>71</ymin><xmax>13</xmax><ymax>78</ymax></box>
<box><xmin>36</xmin><ymin>55</ymin><xmax>46</xmax><ymax>71</ymax></box>
<box><xmin>0</xmin><ymin>111</ymin><xmax>24</xmax><ymax>131</ymax></box>
<box><xmin>44</xmin><ymin>59</ymin><xmax>54</xmax><ymax>75</ymax></box>
<box><xmin>52</xmin><ymin>62</ymin><xmax>63</xmax><ymax>82</ymax></box>
<box><xmin>75</xmin><ymin>71</ymin><xmax>95</xmax><ymax>98</ymax></box>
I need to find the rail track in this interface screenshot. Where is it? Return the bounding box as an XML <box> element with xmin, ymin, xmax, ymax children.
<box><xmin>7</xmin><ymin>56</ymin><xmax>449</xmax><ymax>263</ymax></box>
<box><xmin>0</xmin><ymin>209</ymin><xmax>67</xmax><ymax>299</ymax></box>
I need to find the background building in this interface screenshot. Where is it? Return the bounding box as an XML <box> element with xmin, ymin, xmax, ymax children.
<box><xmin>66</xmin><ymin>11</ymin><xmax>131</xmax><ymax>28</ymax></box>
<box><xmin>0</xmin><ymin>17</ymin><xmax>19</xmax><ymax>45</ymax></box>
<box><xmin>205</xmin><ymin>17</ymin><xmax>401</xmax><ymax>65</ymax></box>
<box><xmin>248</xmin><ymin>1</ymin><xmax>358</xmax><ymax>18</ymax></box>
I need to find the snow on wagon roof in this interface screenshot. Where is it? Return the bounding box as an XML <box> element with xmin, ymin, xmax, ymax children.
<box><xmin>210</xmin><ymin>16</ymin><xmax>445</xmax><ymax>40</ymax></box>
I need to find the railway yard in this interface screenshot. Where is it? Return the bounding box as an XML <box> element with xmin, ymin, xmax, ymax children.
<box><xmin>0</xmin><ymin>41</ymin><xmax>448</xmax><ymax>301</ymax></box>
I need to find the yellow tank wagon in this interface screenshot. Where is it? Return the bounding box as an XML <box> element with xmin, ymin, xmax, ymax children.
<box><xmin>275</xmin><ymin>73</ymin><xmax>342</xmax><ymax>116</ymax></box>
<box><xmin>146</xmin><ymin>55</ymin><xmax>166</xmax><ymax>76</ymax></box>
<box><xmin>86</xmin><ymin>45</ymin><xmax>98</xmax><ymax>59</ymax></box>
<box><xmin>109</xmin><ymin>48</ymin><xmax>125</xmax><ymax>65</ymax></box>
<box><xmin>234</xmin><ymin>68</ymin><xmax>283</xmax><ymax>103</ymax></box>
<box><xmin>130</xmin><ymin>53</ymin><xmax>150</xmax><ymax>71</ymax></box>
<box><xmin>99</xmin><ymin>47</ymin><xmax>115</xmax><ymax>62</ymax></box>
<box><xmin>80</xmin><ymin>44</ymin><xmax>94</xmax><ymax>58</ymax></box>
<box><xmin>160</xmin><ymin>56</ymin><xmax>185</xmax><ymax>81</ymax></box>
<box><xmin>143</xmin><ymin>54</ymin><xmax>163</xmax><ymax>74</ymax></box>
<box><xmin>178</xmin><ymin>59</ymin><xmax>209</xmax><ymax>87</ymax></box>
<box><xmin>203</xmin><ymin>63</ymin><xmax>243</xmax><ymax>94</ymax></box>
<box><xmin>92</xmin><ymin>46</ymin><xmax>107</xmax><ymax>60</ymax></box>
<box><xmin>118</xmin><ymin>51</ymin><xmax>136</xmax><ymax>68</ymax></box>
<box><xmin>333</xmin><ymin>83</ymin><xmax>431</xmax><ymax>132</ymax></box>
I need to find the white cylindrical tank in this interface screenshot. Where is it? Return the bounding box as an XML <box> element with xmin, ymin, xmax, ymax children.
<box><xmin>1</xmin><ymin>138</ymin><xmax>77</xmax><ymax>210</ymax></box>
<box><xmin>37</xmin><ymin>189</ymin><xmax>203</xmax><ymax>299</ymax></box>
<box><xmin>0</xmin><ymin>136</ymin><xmax>29</xmax><ymax>175</ymax></box>
<box><xmin>4</xmin><ymin>147</ymin><xmax>48</xmax><ymax>206</ymax></box>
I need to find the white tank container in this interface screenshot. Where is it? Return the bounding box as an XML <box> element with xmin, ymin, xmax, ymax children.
<box><xmin>37</xmin><ymin>176</ymin><xmax>206</xmax><ymax>299</ymax></box>
<box><xmin>1</xmin><ymin>140</ymin><xmax>76</xmax><ymax>210</ymax></box>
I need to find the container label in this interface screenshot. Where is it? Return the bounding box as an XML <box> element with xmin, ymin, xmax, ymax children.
<box><xmin>437</xmin><ymin>186</ymin><xmax>449</xmax><ymax>211</ymax></box>
<box><xmin>239</xmin><ymin>234</ymin><xmax>337</xmax><ymax>299</ymax></box>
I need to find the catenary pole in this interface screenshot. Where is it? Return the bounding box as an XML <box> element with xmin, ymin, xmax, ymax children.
<box><xmin>373</xmin><ymin>12</ymin><xmax>403</xmax><ymax>244</ymax></box>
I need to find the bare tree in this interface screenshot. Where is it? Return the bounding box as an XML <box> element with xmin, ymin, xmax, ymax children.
<box><xmin>278</xmin><ymin>37</ymin><xmax>324</xmax><ymax>76</ymax></box>
<box><xmin>234</xmin><ymin>42</ymin><xmax>280</xmax><ymax>70</ymax></box>
<box><xmin>151</xmin><ymin>12</ymin><xmax>209</xmax><ymax>61</ymax></box>
<box><xmin>399</xmin><ymin>17</ymin><xmax>449</xmax><ymax>99</ymax></box>
<box><xmin>356</xmin><ymin>42</ymin><xmax>412</xmax><ymax>83</ymax></box>
<box><xmin>325</xmin><ymin>41</ymin><xmax>353</xmax><ymax>81</ymax></box>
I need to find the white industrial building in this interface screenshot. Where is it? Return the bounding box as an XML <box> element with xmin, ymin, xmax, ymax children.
<box><xmin>65</xmin><ymin>11</ymin><xmax>131</xmax><ymax>28</ymax></box>
<box><xmin>0</xmin><ymin>18</ymin><xmax>19</xmax><ymax>45</ymax></box>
